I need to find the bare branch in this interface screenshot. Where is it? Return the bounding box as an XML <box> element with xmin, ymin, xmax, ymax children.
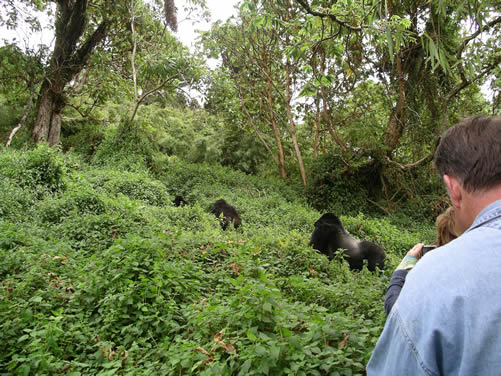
<box><xmin>384</xmin><ymin>149</ymin><xmax>435</xmax><ymax>171</ymax></box>
<box><xmin>6</xmin><ymin>80</ymin><xmax>36</xmax><ymax>147</ymax></box>
<box><xmin>129</xmin><ymin>76</ymin><xmax>178</xmax><ymax>121</ymax></box>
<box><xmin>65</xmin><ymin>102</ymin><xmax>88</xmax><ymax>118</ymax></box>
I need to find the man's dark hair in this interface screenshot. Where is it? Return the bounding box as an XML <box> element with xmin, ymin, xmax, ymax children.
<box><xmin>434</xmin><ymin>116</ymin><xmax>501</xmax><ymax>192</ymax></box>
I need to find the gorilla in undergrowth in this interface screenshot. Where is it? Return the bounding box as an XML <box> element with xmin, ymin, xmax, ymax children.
<box><xmin>173</xmin><ymin>195</ymin><xmax>188</xmax><ymax>207</ymax></box>
<box><xmin>211</xmin><ymin>199</ymin><xmax>242</xmax><ymax>230</ymax></box>
<box><xmin>309</xmin><ymin>213</ymin><xmax>385</xmax><ymax>271</ymax></box>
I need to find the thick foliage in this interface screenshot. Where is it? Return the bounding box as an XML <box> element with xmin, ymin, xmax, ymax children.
<box><xmin>0</xmin><ymin>147</ymin><xmax>434</xmax><ymax>375</ymax></box>
<box><xmin>306</xmin><ymin>151</ymin><xmax>382</xmax><ymax>216</ymax></box>
<box><xmin>0</xmin><ymin>144</ymin><xmax>66</xmax><ymax>192</ymax></box>
<box><xmin>91</xmin><ymin>118</ymin><xmax>157</xmax><ymax>172</ymax></box>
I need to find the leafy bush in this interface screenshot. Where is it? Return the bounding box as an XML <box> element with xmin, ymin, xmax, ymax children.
<box><xmin>306</xmin><ymin>151</ymin><xmax>382</xmax><ymax>216</ymax></box>
<box><xmin>91</xmin><ymin>118</ymin><xmax>156</xmax><ymax>172</ymax></box>
<box><xmin>62</xmin><ymin>120</ymin><xmax>105</xmax><ymax>158</ymax></box>
<box><xmin>0</xmin><ymin>178</ymin><xmax>37</xmax><ymax>221</ymax></box>
<box><xmin>0</xmin><ymin>144</ymin><xmax>66</xmax><ymax>193</ymax></box>
<box><xmin>219</xmin><ymin>123</ymin><xmax>270</xmax><ymax>175</ymax></box>
<box><xmin>84</xmin><ymin>169</ymin><xmax>171</xmax><ymax>207</ymax></box>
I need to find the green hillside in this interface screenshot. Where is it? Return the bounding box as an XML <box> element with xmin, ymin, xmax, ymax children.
<box><xmin>0</xmin><ymin>145</ymin><xmax>434</xmax><ymax>375</ymax></box>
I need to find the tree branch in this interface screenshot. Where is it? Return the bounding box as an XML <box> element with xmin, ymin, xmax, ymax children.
<box><xmin>129</xmin><ymin>76</ymin><xmax>178</xmax><ymax>121</ymax></box>
<box><xmin>295</xmin><ymin>0</ymin><xmax>363</xmax><ymax>31</ymax></box>
<box><xmin>456</xmin><ymin>16</ymin><xmax>501</xmax><ymax>60</ymax></box>
<box><xmin>385</xmin><ymin>145</ymin><xmax>436</xmax><ymax>171</ymax></box>
<box><xmin>67</xmin><ymin>20</ymin><xmax>109</xmax><ymax>80</ymax></box>
<box><xmin>6</xmin><ymin>80</ymin><xmax>36</xmax><ymax>147</ymax></box>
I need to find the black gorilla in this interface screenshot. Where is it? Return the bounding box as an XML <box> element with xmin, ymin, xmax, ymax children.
<box><xmin>173</xmin><ymin>195</ymin><xmax>188</xmax><ymax>207</ymax></box>
<box><xmin>309</xmin><ymin>213</ymin><xmax>385</xmax><ymax>271</ymax></box>
<box><xmin>211</xmin><ymin>199</ymin><xmax>242</xmax><ymax>230</ymax></box>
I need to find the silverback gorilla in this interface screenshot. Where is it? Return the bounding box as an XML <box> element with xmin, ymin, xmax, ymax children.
<box><xmin>211</xmin><ymin>199</ymin><xmax>242</xmax><ymax>230</ymax></box>
<box><xmin>309</xmin><ymin>213</ymin><xmax>385</xmax><ymax>271</ymax></box>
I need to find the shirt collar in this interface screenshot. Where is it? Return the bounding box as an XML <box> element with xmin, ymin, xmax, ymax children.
<box><xmin>467</xmin><ymin>199</ymin><xmax>501</xmax><ymax>232</ymax></box>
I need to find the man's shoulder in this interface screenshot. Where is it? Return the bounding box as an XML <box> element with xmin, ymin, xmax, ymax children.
<box><xmin>423</xmin><ymin>223</ymin><xmax>501</xmax><ymax>266</ymax></box>
<box><xmin>398</xmin><ymin>229</ymin><xmax>501</xmax><ymax>315</ymax></box>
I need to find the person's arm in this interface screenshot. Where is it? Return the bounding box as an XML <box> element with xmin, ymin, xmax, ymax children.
<box><xmin>384</xmin><ymin>269</ymin><xmax>408</xmax><ymax>315</ymax></box>
<box><xmin>384</xmin><ymin>244</ymin><xmax>423</xmax><ymax>315</ymax></box>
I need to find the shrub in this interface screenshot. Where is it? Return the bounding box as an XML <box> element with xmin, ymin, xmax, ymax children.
<box><xmin>0</xmin><ymin>178</ymin><xmax>37</xmax><ymax>221</ymax></box>
<box><xmin>62</xmin><ymin>120</ymin><xmax>105</xmax><ymax>159</ymax></box>
<box><xmin>0</xmin><ymin>144</ymin><xmax>66</xmax><ymax>193</ymax></box>
<box><xmin>306</xmin><ymin>151</ymin><xmax>381</xmax><ymax>216</ymax></box>
<box><xmin>91</xmin><ymin>118</ymin><xmax>156</xmax><ymax>172</ymax></box>
<box><xmin>85</xmin><ymin>169</ymin><xmax>171</xmax><ymax>206</ymax></box>
<box><xmin>35</xmin><ymin>185</ymin><xmax>107</xmax><ymax>224</ymax></box>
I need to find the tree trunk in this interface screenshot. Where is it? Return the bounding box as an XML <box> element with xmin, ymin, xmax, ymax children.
<box><xmin>382</xmin><ymin>0</ymin><xmax>407</xmax><ymax>155</ymax></box>
<box><xmin>31</xmin><ymin>0</ymin><xmax>108</xmax><ymax>146</ymax></box>
<box><xmin>317</xmin><ymin>47</ymin><xmax>347</xmax><ymax>152</ymax></box>
<box><xmin>32</xmin><ymin>80</ymin><xmax>65</xmax><ymax>146</ymax></box>
<box><xmin>383</xmin><ymin>51</ymin><xmax>407</xmax><ymax>154</ymax></box>
<box><xmin>313</xmin><ymin>94</ymin><xmax>321</xmax><ymax>158</ymax></box>
<box><xmin>263</xmin><ymin>52</ymin><xmax>286</xmax><ymax>178</ymax></box>
<box><xmin>285</xmin><ymin>60</ymin><xmax>307</xmax><ymax>185</ymax></box>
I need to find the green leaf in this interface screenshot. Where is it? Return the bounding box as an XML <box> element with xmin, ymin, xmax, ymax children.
<box><xmin>299</xmin><ymin>87</ymin><xmax>316</xmax><ymax>98</ymax></box>
<box><xmin>270</xmin><ymin>345</ymin><xmax>280</xmax><ymax>360</ymax></box>
<box><xmin>30</xmin><ymin>296</ymin><xmax>43</xmax><ymax>303</ymax></box>
<box><xmin>238</xmin><ymin>359</ymin><xmax>252</xmax><ymax>375</ymax></box>
<box><xmin>255</xmin><ymin>345</ymin><xmax>267</xmax><ymax>356</ymax></box>
<box><xmin>263</xmin><ymin>302</ymin><xmax>273</xmax><ymax>312</ymax></box>
<box><xmin>246</xmin><ymin>330</ymin><xmax>258</xmax><ymax>341</ymax></box>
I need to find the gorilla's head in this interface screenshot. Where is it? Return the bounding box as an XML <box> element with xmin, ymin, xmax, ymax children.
<box><xmin>314</xmin><ymin>213</ymin><xmax>345</xmax><ymax>232</ymax></box>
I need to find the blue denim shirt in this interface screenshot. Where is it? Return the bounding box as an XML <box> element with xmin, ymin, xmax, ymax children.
<box><xmin>367</xmin><ymin>200</ymin><xmax>501</xmax><ymax>375</ymax></box>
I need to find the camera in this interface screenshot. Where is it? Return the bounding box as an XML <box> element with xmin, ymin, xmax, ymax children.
<box><xmin>421</xmin><ymin>245</ymin><xmax>437</xmax><ymax>255</ymax></box>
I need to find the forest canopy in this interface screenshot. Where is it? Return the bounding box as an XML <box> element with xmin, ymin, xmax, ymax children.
<box><xmin>0</xmin><ymin>0</ymin><xmax>499</xmax><ymax>215</ymax></box>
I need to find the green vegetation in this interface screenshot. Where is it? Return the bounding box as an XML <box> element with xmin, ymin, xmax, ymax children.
<box><xmin>0</xmin><ymin>145</ymin><xmax>435</xmax><ymax>375</ymax></box>
<box><xmin>0</xmin><ymin>0</ymin><xmax>497</xmax><ymax>373</ymax></box>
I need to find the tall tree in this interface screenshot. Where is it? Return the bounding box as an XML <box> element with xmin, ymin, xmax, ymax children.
<box><xmin>31</xmin><ymin>0</ymin><xmax>109</xmax><ymax>146</ymax></box>
<box><xmin>296</xmin><ymin>0</ymin><xmax>500</xmax><ymax>160</ymax></box>
<box><xmin>1</xmin><ymin>0</ymin><xmax>185</xmax><ymax>146</ymax></box>
<box><xmin>204</xmin><ymin>1</ymin><xmax>312</xmax><ymax>183</ymax></box>
<box><xmin>127</xmin><ymin>0</ymin><xmax>198</xmax><ymax>122</ymax></box>
<box><xmin>207</xmin><ymin>14</ymin><xmax>289</xmax><ymax>178</ymax></box>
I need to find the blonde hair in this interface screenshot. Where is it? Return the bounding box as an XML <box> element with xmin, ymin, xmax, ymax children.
<box><xmin>435</xmin><ymin>206</ymin><xmax>460</xmax><ymax>246</ymax></box>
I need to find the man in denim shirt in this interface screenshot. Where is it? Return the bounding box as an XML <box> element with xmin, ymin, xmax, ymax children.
<box><xmin>367</xmin><ymin>116</ymin><xmax>501</xmax><ymax>375</ymax></box>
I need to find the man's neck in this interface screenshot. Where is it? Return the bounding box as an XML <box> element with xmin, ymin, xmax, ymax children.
<box><xmin>467</xmin><ymin>185</ymin><xmax>501</xmax><ymax>224</ymax></box>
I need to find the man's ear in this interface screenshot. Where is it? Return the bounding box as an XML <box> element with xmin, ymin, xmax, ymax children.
<box><xmin>443</xmin><ymin>175</ymin><xmax>462</xmax><ymax>208</ymax></box>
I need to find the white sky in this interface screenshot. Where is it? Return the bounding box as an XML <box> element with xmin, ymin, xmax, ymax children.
<box><xmin>0</xmin><ymin>0</ymin><xmax>241</xmax><ymax>53</ymax></box>
<box><xmin>176</xmin><ymin>0</ymin><xmax>240</xmax><ymax>51</ymax></box>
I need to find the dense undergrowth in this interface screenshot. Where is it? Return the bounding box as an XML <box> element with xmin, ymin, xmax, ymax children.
<box><xmin>0</xmin><ymin>145</ymin><xmax>435</xmax><ymax>375</ymax></box>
